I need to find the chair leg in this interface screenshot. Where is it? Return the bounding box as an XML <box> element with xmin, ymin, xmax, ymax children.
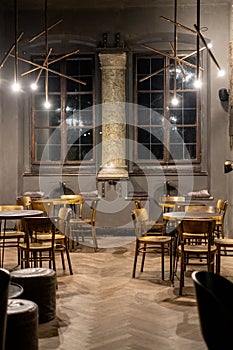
<box><xmin>132</xmin><ymin>241</ymin><xmax>139</xmax><ymax>278</ymax></box>
<box><xmin>60</xmin><ymin>251</ymin><xmax>65</xmax><ymax>270</ymax></box>
<box><xmin>179</xmin><ymin>254</ymin><xmax>185</xmax><ymax>296</ymax></box>
<box><xmin>91</xmin><ymin>226</ymin><xmax>98</xmax><ymax>251</ymax></box>
<box><xmin>140</xmin><ymin>243</ymin><xmax>146</xmax><ymax>273</ymax></box>
<box><xmin>216</xmin><ymin>247</ymin><xmax>221</xmax><ymax>274</ymax></box>
<box><xmin>65</xmin><ymin>238</ymin><xmax>73</xmax><ymax>275</ymax></box>
<box><xmin>161</xmin><ymin>244</ymin><xmax>165</xmax><ymax>280</ymax></box>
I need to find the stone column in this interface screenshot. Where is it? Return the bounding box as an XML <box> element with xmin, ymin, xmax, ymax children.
<box><xmin>97</xmin><ymin>52</ymin><xmax>128</xmax><ymax>179</ymax></box>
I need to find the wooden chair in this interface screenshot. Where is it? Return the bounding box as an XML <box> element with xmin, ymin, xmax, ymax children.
<box><xmin>31</xmin><ymin>200</ymin><xmax>54</xmax><ymax>217</ymax></box>
<box><xmin>19</xmin><ymin>217</ymin><xmax>56</xmax><ymax>270</ymax></box>
<box><xmin>177</xmin><ymin>218</ymin><xmax>216</xmax><ymax>295</ymax></box>
<box><xmin>214</xmin><ymin>199</ymin><xmax>228</xmax><ymax>238</ymax></box>
<box><xmin>53</xmin><ymin>207</ymin><xmax>73</xmax><ymax>274</ymax></box>
<box><xmin>0</xmin><ymin>205</ymin><xmax>25</xmax><ymax>266</ymax></box>
<box><xmin>69</xmin><ymin>199</ymin><xmax>98</xmax><ymax>251</ymax></box>
<box><xmin>16</xmin><ymin>196</ymin><xmax>32</xmax><ymax>209</ymax></box>
<box><xmin>215</xmin><ymin>235</ymin><xmax>233</xmax><ymax>274</ymax></box>
<box><xmin>31</xmin><ymin>208</ymin><xmax>73</xmax><ymax>275</ymax></box>
<box><xmin>131</xmin><ymin>209</ymin><xmax>172</xmax><ymax>280</ymax></box>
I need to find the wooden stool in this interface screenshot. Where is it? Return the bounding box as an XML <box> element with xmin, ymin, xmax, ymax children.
<box><xmin>10</xmin><ymin>267</ymin><xmax>56</xmax><ymax>323</ymax></box>
<box><xmin>6</xmin><ymin>299</ymin><xmax>38</xmax><ymax>350</ymax></box>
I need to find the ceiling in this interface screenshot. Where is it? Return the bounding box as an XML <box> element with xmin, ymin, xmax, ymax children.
<box><xmin>3</xmin><ymin>0</ymin><xmax>231</xmax><ymax>10</ymax></box>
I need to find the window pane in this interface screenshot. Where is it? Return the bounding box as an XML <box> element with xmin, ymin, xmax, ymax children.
<box><xmin>35</xmin><ymin>129</ymin><xmax>61</xmax><ymax>161</ymax></box>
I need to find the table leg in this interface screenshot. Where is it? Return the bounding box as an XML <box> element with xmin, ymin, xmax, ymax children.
<box><xmin>1</xmin><ymin>220</ymin><xmax>6</xmax><ymax>268</ymax></box>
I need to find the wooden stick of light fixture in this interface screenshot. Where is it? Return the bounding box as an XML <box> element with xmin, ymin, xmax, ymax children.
<box><xmin>21</xmin><ymin>49</ymin><xmax>80</xmax><ymax>76</ymax></box>
<box><xmin>10</xmin><ymin>53</ymin><xmax>86</xmax><ymax>85</ymax></box>
<box><xmin>0</xmin><ymin>32</ymin><xmax>23</xmax><ymax>69</ymax></box>
<box><xmin>142</xmin><ymin>44</ymin><xmax>202</xmax><ymax>70</ymax></box>
<box><xmin>193</xmin><ymin>24</ymin><xmax>222</xmax><ymax>71</ymax></box>
<box><xmin>29</xmin><ymin>19</ymin><xmax>63</xmax><ymax>43</ymax></box>
<box><xmin>139</xmin><ymin>47</ymin><xmax>205</xmax><ymax>83</ymax></box>
<box><xmin>35</xmin><ymin>47</ymin><xmax>52</xmax><ymax>85</ymax></box>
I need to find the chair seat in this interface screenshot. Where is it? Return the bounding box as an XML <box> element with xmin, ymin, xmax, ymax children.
<box><xmin>19</xmin><ymin>242</ymin><xmax>52</xmax><ymax>250</ymax></box>
<box><xmin>0</xmin><ymin>231</ymin><xmax>24</xmax><ymax>239</ymax></box>
<box><xmin>32</xmin><ymin>233</ymin><xmax>65</xmax><ymax>241</ymax></box>
<box><xmin>179</xmin><ymin>244</ymin><xmax>217</xmax><ymax>253</ymax></box>
<box><xmin>215</xmin><ymin>237</ymin><xmax>233</xmax><ymax>246</ymax></box>
<box><xmin>139</xmin><ymin>236</ymin><xmax>171</xmax><ymax>244</ymax></box>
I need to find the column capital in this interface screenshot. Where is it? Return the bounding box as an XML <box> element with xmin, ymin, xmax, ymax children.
<box><xmin>99</xmin><ymin>52</ymin><xmax>127</xmax><ymax>70</ymax></box>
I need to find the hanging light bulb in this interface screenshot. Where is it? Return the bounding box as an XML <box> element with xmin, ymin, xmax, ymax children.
<box><xmin>30</xmin><ymin>82</ymin><xmax>38</xmax><ymax>90</ymax></box>
<box><xmin>44</xmin><ymin>100</ymin><xmax>51</xmax><ymax>109</ymax></box>
<box><xmin>218</xmin><ymin>69</ymin><xmax>225</xmax><ymax>77</ymax></box>
<box><xmin>171</xmin><ymin>96</ymin><xmax>179</xmax><ymax>106</ymax></box>
<box><xmin>12</xmin><ymin>81</ymin><xmax>21</xmax><ymax>92</ymax></box>
<box><xmin>194</xmin><ymin>79</ymin><xmax>202</xmax><ymax>88</ymax></box>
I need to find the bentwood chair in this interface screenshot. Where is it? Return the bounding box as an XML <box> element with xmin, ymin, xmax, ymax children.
<box><xmin>16</xmin><ymin>196</ymin><xmax>32</xmax><ymax>209</ymax></box>
<box><xmin>69</xmin><ymin>199</ymin><xmax>98</xmax><ymax>251</ymax></box>
<box><xmin>31</xmin><ymin>200</ymin><xmax>54</xmax><ymax>217</ymax></box>
<box><xmin>19</xmin><ymin>217</ymin><xmax>56</xmax><ymax>270</ymax></box>
<box><xmin>192</xmin><ymin>271</ymin><xmax>233</xmax><ymax>350</ymax></box>
<box><xmin>0</xmin><ymin>205</ymin><xmax>25</xmax><ymax>266</ymax></box>
<box><xmin>177</xmin><ymin>218</ymin><xmax>216</xmax><ymax>295</ymax></box>
<box><xmin>0</xmin><ymin>268</ymin><xmax>10</xmax><ymax>350</ymax></box>
<box><xmin>131</xmin><ymin>209</ymin><xmax>172</xmax><ymax>280</ymax></box>
<box><xmin>31</xmin><ymin>208</ymin><xmax>73</xmax><ymax>274</ymax></box>
<box><xmin>215</xmin><ymin>235</ymin><xmax>233</xmax><ymax>274</ymax></box>
<box><xmin>214</xmin><ymin>199</ymin><xmax>228</xmax><ymax>238</ymax></box>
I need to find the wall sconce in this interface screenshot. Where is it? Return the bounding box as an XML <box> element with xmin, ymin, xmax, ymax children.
<box><xmin>219</xmin><ymin>88</ymin><xmax>229</xmax><ymax>102</ymax></box>
<box><xmin>224</xmin><ymin>160</ymin><xmax>233</xmax><ymax>173</ymax></box>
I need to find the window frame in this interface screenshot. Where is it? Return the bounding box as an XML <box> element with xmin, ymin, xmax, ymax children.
<box><xmin>133</xmin><ymin>52</ymin><xmax>202</xmax><ymax>166</ymax></box>
<box><xmin>31</xmin><ymin>54</ymin><xmax>96</xmax><ymax>166</ymax></box>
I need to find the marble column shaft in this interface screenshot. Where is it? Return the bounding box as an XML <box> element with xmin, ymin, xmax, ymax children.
<box><xmin>98</xmin><ymin>52</ymin><xmax>128</xmax><ymax>179</ymax></box>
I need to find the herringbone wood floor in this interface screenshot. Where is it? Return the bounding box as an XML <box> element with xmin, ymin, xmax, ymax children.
<box><xmin>5</xmin><ymin>238</ymin><xmax>233</xmax><ymax>350</ymax></box>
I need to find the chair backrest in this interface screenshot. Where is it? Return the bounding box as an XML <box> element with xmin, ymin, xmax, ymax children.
<box><xmin>184</xmin><ymin>205</ymin><xmax>215</xmax><ymax>213</ymax></box>
<box><xmin>131</xmin><ymin>208</ymin><xmax>149</xmax><ymax>238</ymax></box>
<box><xmin>61</xmin><ymin>194</ymin><xmax>84</xmax><ymax>219</ymax></box>
<box><xmin>16</xmin><ymin>196</ymin><xmax>32</xmax><ymax>209</ymax></box>
<box><xmin>56</xmin><ymin>207</ymin><xmax>72</xmax><ymax>235</ymax></box>
<box><xmin>0</xmin><ymin>268</ymin><xmax>10</xmax><ymax>350</ymax></box>
<box><xmin>22</xmin><ymin>216</ymin><xmax>56</xmax><ymax>247</ymax></box>
<box><xmin>0</xmin><ymin>205</ymin><xmax>23</xmax><ymax>211</ymax></box>
<box><xmin>160</xmin><ymin>196</ymin><xmax>185</xmax><ymax>203</ymax></box>
<box><xmin>216</xmin><ymin>199</ymin><xmax>228</xmax><ymax>215</ymax></box>
<box><xmin>134</xmin><ymin>200</ymin><xmax>142</xmax><ymax>209</ymax></box>
<box><xmin>31</xmin><ymin>201</ymin><xmax>54</xmax><ymax>217</ymax></box>
<box><xmin>192</xmin><ymin>271</ymin><xmax>233</xmax><ymax>349</ymax></box>
<box><xmin>178</xmin><ymin>218</ymin><xmax>215</xmax><ymax>251</ymax></box>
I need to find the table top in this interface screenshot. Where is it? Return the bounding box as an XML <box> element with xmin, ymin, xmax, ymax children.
<box><xmin>163</xmin><ymin>211</ymin><xmax>221</xmax><ymax>221</ymax></box>
<box><xmin>159</xmin><ymin>201</ymin><xmax>205</xmax><ymax>208</ymax></box>
<box><xmin>33</xmin><ymin>197</ymin><xmax>84</xmax><ymax>205</ymax></box>
<box><xmin>0</xmin><ymin>209</ymin><xmax>43</xmax><ymax>219</ymax></box>
<box><xmin>9</xmin><ymin>282</ymin><xmax>23</xmax><ymax>298</ymax></box>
